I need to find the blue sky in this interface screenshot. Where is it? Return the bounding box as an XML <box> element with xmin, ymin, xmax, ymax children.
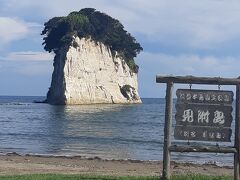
<box><xmin>1</xmin><ymin>0</ymin><xmax>240</xmax><ymax>97</ymax></box>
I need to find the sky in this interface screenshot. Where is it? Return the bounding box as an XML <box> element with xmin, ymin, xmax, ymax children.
<box><xmin>1</xmin><ymin>0</ymin><xmax>240</xmax><ymax>97</ymax></box>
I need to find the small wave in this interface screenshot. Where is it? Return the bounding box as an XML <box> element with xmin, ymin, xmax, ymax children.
<box><xmin>174</xmin><ymin>159</ymin><xmax>233</xmax><ymax>167</ymax></box>
<box><xmin>0</xmin><ymin>102</ymin><xmax>31</xmax><ymax>106</ymax></box>
<box><xmin>0</xmin><ymin>151</ymin><xmax>232</xmax><ymax>168</ymax></box>
<box><xmin>1</xmin><ymin>152</ymin><xmax>159</xmax><ymax>163</ymax></box>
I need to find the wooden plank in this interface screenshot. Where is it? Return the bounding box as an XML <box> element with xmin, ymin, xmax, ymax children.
<box><xmin>234</xmin><ymin>84</ymin><xmax>240</xmax><ymax>180</ymax></box>
<box><xmin>175</xmin><ymin>89</ymin><xmax>234</xmax><ymax>142</ymax></box>
<box><xmin>162</xmin><ymin>82</ymin><xmax>174</xmax><ymax>180</ymax></box>
<box><xmin>176</xmin><ymin>89</ymin><xmax>234</xmax><ymax>104</ymax></box>
<box><xmin>174</xmin><ymin>126</ymin><xmax>232</xmax><ymax>142</ymax></box>
<box><xmin>169</xmin><ymin>145</ymin><xmax>237</xmax><ymax>153</ymax></box>
<box><xmin>175</xmin><ymin>104</ymin><xmax>233</xmax><ymax>127</ymax></box>
<box><xmin>156</xmin><ymin>75</ymin><xmax>240</xmax><ymax>85</ymax></box>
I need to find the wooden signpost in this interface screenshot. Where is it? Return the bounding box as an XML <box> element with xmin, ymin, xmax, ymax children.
<box><xmin>156</xmin><ymin>75</ymin><xmax>240</xmax><ymax>180</ymax></box>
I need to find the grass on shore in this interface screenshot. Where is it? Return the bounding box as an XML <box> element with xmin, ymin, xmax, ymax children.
<box><xmin>0</xmin><ymin>174</ymin><xmax>232</xmax><ymax>180</ymax></box>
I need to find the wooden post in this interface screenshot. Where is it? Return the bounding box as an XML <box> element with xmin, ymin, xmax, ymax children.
<box><xmin>234</xmin><ymin>83</ymin><xmax>240</xmax><ymax>180</ymax></box>
<box><xmin>162</xmin><ymin>82</ymin><xmax>173</xmax><ymax>179</ymax></box>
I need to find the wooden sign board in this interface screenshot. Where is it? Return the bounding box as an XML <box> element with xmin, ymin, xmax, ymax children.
<box><xmin>174</xmin><ymin>89</ymin><xmax>233</xmax><ymax>142</ymax></box>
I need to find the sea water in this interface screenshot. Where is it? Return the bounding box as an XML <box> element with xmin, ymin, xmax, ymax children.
<box><xmin>0</xmin><ymin>96</ymin><xmax>234</xmax><ymax>166</ymax></box>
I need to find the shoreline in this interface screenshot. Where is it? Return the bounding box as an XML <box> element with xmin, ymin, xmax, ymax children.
<box><xmin>2</xmin><ymin>152</ymin><xmax>232</xmax><ymax>167</ymax></box>
<box><xmin>0</xmin><ymin>153</ymin><xmax>233</xmax><ymax>177</ymax></box>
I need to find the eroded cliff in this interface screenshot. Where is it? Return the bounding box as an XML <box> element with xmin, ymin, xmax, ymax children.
<box><xmin>46</xmin><ymin>37</ymin><xmax>141</xmax><ymax>105</ymax></box>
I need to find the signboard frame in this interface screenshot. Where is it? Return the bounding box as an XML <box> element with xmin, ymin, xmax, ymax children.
<box><xmin>174</xmin><ymin>89</ymin><xmax>233</xmax><ymax>142</ymax></box>
<box><xmin>156</xmin><ymin>75</ymin><xmax>240</xmax><ymax>180</ymax></box>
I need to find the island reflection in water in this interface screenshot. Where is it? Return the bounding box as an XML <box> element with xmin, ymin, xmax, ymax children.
<box><xmin>48</xmin><ymin>104</ymin><xmax>140</xmax><ymax>159</ymax></box>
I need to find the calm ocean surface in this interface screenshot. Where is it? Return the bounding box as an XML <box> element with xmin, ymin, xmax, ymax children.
<box><xmin>0</xmin><ymin>96</ymin><xmax>234</xmax><ymax>166</ymax></box>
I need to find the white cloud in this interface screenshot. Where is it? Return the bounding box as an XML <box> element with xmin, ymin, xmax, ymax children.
<box><xmin>3</xmin><ymin>51</ymin><xmax>54</xmax><ymax>61</ymax></box>
<box><xmin>11</xmin><ymin>1</ymin><xmax>240</xmax><ymax>49</ymax></box>
<box><xmin>138</xmin><ymin>52</ymin><xmax>240</xmax><ymax>77</ymax></box>
<box><xmin>2</xmin><ymin>0</ymin><xmax>240</xmax><ymax>49</ymax></box>
<box><xmin>0</xmin><ymin>51</ymin><xmax>53</xmax><ymax>75</ymax></box>
<box><xmin>121</xmin><ymin>0</ymin><xmax>240</xmax><ymax>49</ymax></box>
<box><xmin>137</xmin><ymin>52</ymin><xmax>240</xmax><ymax>97</ymax></box>
<box><xmin>0</xmin><ymin>59</ymin><xmax>53</xmax><ymax>76</ymax></box>
<box><xmin>0</xmin><ymin>17</ymin><xmax>41</xmax><ymax>48</ymax></box>
<box><xmin>0</xmin><ymin>17</ymin><xmax>28</xmax><ymax>45</ymax></box>
<box><xmin>1</xmin><ymin>0</ymin><xmax>240</xmax><ymax>96</ymax></box>
<box><xmin>14</xmin><ymin>63</ymin><xmax>53</xmax><ymax>75</ymax></box>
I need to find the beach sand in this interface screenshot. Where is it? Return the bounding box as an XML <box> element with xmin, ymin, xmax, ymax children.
<box><xmin>0</xmin><ymin>153</ymin><xmax>233</xmax><ymax>177</ymax></box>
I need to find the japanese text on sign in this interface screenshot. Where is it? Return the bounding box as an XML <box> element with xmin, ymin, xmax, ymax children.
<box><xmin>176</xmin><ymin>89</ymin><xmax>233</xmax><ymax>104</ymax></box>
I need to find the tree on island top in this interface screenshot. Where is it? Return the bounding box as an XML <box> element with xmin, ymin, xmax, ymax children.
<box><xmin>41</xmin><ymin>8</ymin><xmax>143</xmax><ymax>73</ymax></box>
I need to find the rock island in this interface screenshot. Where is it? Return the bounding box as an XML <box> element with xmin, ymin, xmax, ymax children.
<box><xmin>41</xmin><ymin>8</ymin><xmax>143</xmax><ymax>105</ymax></box>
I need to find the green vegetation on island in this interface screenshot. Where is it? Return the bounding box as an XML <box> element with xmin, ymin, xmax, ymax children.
<box><xmin>41</xmin><ymin>8</ymin><xmax>143</xmax><ymax>73</ymax></box>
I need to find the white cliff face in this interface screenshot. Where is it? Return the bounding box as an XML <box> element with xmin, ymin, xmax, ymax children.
<box><xmin>47</xmin><ymin>37</ymin><xmax>141</xmax><ymax>105</ymax></box>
